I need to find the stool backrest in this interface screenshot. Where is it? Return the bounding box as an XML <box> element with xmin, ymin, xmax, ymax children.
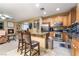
<box><xmin>22</xmin><ymin>31</ymin><xmax>31</xmax><ymax>44</ymax></box>
<box><xmin>46</xmin><ymin>32</ymin><xmax>50</xmax><ymax>39</ymax></box>
<box><xmin>17</xmin><ymin>31</ymin><xmax>23</xmax><ymax>41</ymax></box>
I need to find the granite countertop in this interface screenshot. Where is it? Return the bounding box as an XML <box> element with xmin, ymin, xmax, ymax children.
<box><xmin>72</xmin><ymin>38</ymin><xmax>79</xmax><ymax>41</ymax></box>
<box><xmin>31</xmin><ymin>32</ymin><xmax>48</xmax><ymax>35</ymax></box>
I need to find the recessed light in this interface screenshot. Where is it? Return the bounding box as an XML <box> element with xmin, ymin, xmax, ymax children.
<box><xmin>43</xmin><ymin>11</ymin><xmax>46</xmax><ymax>15</ymax></box>
<box><xmin>35</xmin><ymin>3</ymin><xmax>40</xmax><ymax>8</ymax></box>
<box><xmin>56</xmin><ymin>8</ymin><xmax>60</xmax><ymax>11</ymax></box>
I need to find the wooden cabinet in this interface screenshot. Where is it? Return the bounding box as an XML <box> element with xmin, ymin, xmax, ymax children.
<box><xmin>42</xmin><ymin>7</ymin><xmax>76</xmax><ymax>27</ymax></box>
<box><xmin>76</xmin><ymin>5</ymin><xmax>79</xmax><ymax>22</ymax></box>
<box><xmin>43</xmin><ymin>16</ymin><xmax>68</xmax><ymax>26</ymax></box>
<box><xmin>62</xmin><ymin>16</ymin><xmax>68</xmax><ymax>26</ymax></box>
<box><xmin>68</xmin><ymin>11</ymin><xmax>72</xmax><ymax>26</ymax></box>
<box><xmin>71</xmin><ymin>39</ymin><xmax>79</xmax><ymax>56</ymax></box>
<box><xmin>62</xmin><ymin>32</ymin><xmax>69</xmax><ymax>42</ymax></box>
<box><xmin>67</xmin><ymin>7</ymin><xmax>76</xmax><ymax>26</ymax></box>
<box><xmin>71</xmin><ymin>7</ymin><xmax>76</xmax><ymax>23</ymax></box>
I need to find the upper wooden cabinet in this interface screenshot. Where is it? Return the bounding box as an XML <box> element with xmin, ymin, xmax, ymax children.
<box><xmin>42</xmin><ymin>16</ymin><xmax>68</xmax><ymax>26</ymax></box>
<box><xmin>76</xmin><ymin>4</ymin><xmax>79</xmax><ymax>22</ymax></box>
<box><xmin>71</xmin><ymin>7</ymin><xmax>76</xmax><ymax>23</ymax></box>
<box><xmin>68</xmin><ymin>12</ymin><xmax>72</xmax><ymax>26</ymax></box>
<box><xmin>67</xmin><ymin>7</ymin><xmax>76</xmax><ymax>26</ymax></box>
<box><xmin>42</xmin><ymin>6</ymin><xmax>77</xmax><ymax>27</ymax></box>
<box><xmin>62</xmin><ymin>16</ymin><xmax>68</xmax><ymax>26</ymax></box>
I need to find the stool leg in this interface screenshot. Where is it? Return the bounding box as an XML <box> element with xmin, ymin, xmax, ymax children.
<box><xmin>38</xmin><ymin>43</ymin><xmax>40</xmax><ymax>55</ymax></box>
<box><xmin>17</xmin><ymin>41</ymin><xmax>20</xmax><ymax>52</ymax></box>
<box><xmin>20</xmin><ymin>43</ymin><xmax>23</xmax><ymax>54</ymax></box>
<box><xmin>30</xmin><ymin>47</ymin><xmax>31</xmax><ymax>56</ymax></box>
<box><xmin>51</xmin><ymin>40</ymin><xmax>53</xmax><ymax>49</ymax></box>
<box><xmin>24</xmin><ymin>43</ymin><xmax>26</xmax><ymax>56</ymax></box>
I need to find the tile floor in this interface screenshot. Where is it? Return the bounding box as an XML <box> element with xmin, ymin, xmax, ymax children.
<box><xmin>0</xmin><ymin>39</ymin><xmax>71</xmax><ymax>56</ymax></box>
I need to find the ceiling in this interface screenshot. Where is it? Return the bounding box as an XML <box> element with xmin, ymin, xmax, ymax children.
<box><xmin>0</xmin><ymin>3</ymin><xmax>77</xmax><ymax>21</ymax></box>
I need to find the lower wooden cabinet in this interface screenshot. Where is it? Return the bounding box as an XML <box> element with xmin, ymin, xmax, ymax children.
<box><xmin>76</xmin><ymin>5</ymin><xmax>79</xmax><ymax>22</ymax></box>
<box><xmin>71</xmin><ymin>39</ymin><xmax>79</xmax><ymax>56</ymax></box>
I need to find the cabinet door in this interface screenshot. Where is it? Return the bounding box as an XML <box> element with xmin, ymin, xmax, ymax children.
<box><xmin>71</xmin><ymin>47</ymin><xmax>76</xmax><ymax>56</ymax></box>
<box><xmin>68</xmin><ymin>12</ymin><xmax>72</xmax><ymax>26</ymax></box>
<box><xmin>72</xmin><ymin>47</ymin><xmax>79</xmax><ymax>56</ymax></box>
<box><xmin>71</xmin><ymin>7</ymin><xmax>76</xmax><ymax>23</ymax></box>
<box><xmin>76</xmin><ymin>6</ymin><xmax>79</xmax><ymax>22</ymax></box>
<box><xmin>75</xmin><ymin>48</ymin><xmax>79</xmax><ymax>56</ymax></box>
<box><xmin>63</xmin><ymin>16</ymin><xmax>68</xmax><ymax>26</ymax></box>
<box><xmin>71</xmin><ymin>39</ymin><xmax>79</xmax><ymax>56</ymax></box>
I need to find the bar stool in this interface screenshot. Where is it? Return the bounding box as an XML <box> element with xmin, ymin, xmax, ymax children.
<box><xmin>23</xmin><ymin>31</ymin><xmax>40</xmax><ymax>56</ymax></box>
<box><xmin>45</xmin><ymin>32</ymin><xmax>53</xmax><ymax>49</ymax></box>
<box><xmin>17</xmin><ymin>31</ymin><xmax>25</xmax><ymax>54</ymax></box>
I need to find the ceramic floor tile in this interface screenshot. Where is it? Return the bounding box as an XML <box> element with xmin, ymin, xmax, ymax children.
<box><xmin>0</xmin><ymin>39</ymin><xmax>71</xmax><ymax>56</ymax></box>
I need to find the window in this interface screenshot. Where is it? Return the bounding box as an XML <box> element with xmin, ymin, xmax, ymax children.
<box><xmin>0</xmin><ymin>22</ymin><xmax>4</xmax><ymax>29</ymax></box>
<box><xmin>21</xmin><ymin>22</ymin><xmax>29</xmax><ymax>30</ymax></box>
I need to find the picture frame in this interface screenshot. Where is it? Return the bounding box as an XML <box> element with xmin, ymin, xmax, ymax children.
<box><xmin>8</xmin><ymin>29</ymin><xmax>14</xmax><ymax>34</ymax></box>
<box><xmin>7</xmin><ymin>22</ymin><xmax>14</xmax><ymax>28</ymax></box>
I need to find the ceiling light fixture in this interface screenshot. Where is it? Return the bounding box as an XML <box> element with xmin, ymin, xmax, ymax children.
<box><xmin>43</xmin><ymin>11</ymin><xmax>46</xmax><ymax>15</ymax></box>
<box><xmin>0</xmin><ymin>14</ymin><xmax>13</xmax><ymax>20</ymax></box>
<box><xmin>35</xmin><ymin>3</ymin><xmax>40</xmax><ymax>8</ymax></box>
<box><xmin>4</xmin><ymin>14</ymin><xmax>10</xmax><ymax>18</ymax></box>
<box><xmin>1</xmin><ymin>17</ymin><xmax>6</xmax><ymax>19</ymax></box>
<box><xmin>56</xmin><ymin>8</ymin><xmax>60</xmax><ymax>11</ymax></box>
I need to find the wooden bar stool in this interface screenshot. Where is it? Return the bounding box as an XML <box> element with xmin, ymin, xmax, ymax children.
<box><xmin>23</xmin><ymin>31</ymin><xmax>40</xmax><ymax>56</ymax></box>
<box><xmin>45</xmin><ymin>32</ymin><xmax>54</xmax><ymax>49</ymax></box>
<box><xmin>17</xmin><ymin>31</ymin><xmax>25</xmax><ymax>54</ymax></box>
<box><xmin>45</xmin><ymin>33</ymin><xmax>50</xmax><ymax>49</ymax></box>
